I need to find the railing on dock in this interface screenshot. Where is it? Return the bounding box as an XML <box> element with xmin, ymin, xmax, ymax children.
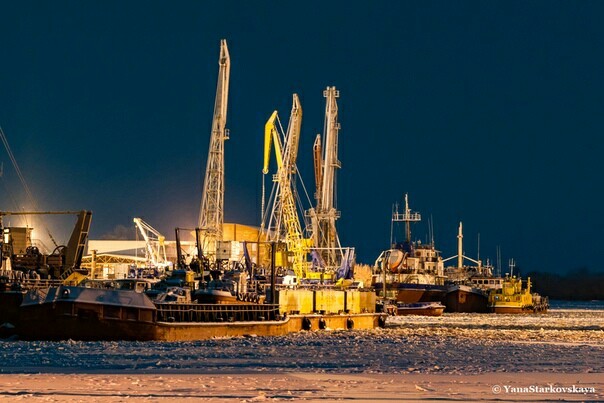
<box><xmin>155</xmin><ymin>302</ymin><xmax>282</xmax><ymax>323</ymax></box>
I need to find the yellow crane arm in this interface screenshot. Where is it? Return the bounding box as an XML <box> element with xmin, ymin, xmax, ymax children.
<box><xmin>263</xmin><ymin>111</ymin><xmax>283</xmax><ymax>174</ymax></box>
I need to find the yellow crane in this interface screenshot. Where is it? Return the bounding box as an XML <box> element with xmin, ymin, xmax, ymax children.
<box><xmin>262</xmin><ymin>94</ymin><xmax>312</xmax><ymax>279</ymax></box>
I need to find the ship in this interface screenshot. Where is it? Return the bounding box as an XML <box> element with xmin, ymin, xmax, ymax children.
<box><xmin>442</xmin><ymin>222</ymin><xmax>497</xmax><ymax>313</ymax></box>
<box><xmin>372</xmin><ymin>195</ymin><xmax>447</xmax><ymax>309</ymax></box>
<box><xmin>17</xmin><ymin>240</ymin><xmax>386</xmax><ymax>341</ymax></box>
<box><xmin>445</xmin><ymin>275</ymin><xmax>506</xmax><ymax>313</ymax></box>
<box><xmin>488</xmin><ymin>275</ymin><xmax>549</xmax><ymax>314</ymax></box>
<box><xmin>0</xmin><ymin>210</ymin><xmax>92</xmax><ymax>336</ymax></box>
<box><xmin>17</xmin><ymin>283</ymin><xmax>386</xmax><ymax>341</ymax></box>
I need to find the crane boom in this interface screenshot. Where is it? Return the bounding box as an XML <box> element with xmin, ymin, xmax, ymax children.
<box><xmin>263</xmin><ymin>95</ymin><xmax>309</xmax><ymax>278</ymax></box>
<box><xmin>320</xmin><ymin>87</ymin><xmax>341</xmax><ymax>212</ymax></box>
<box><xmin>312</xmin><ymin>134</ymin><xmax>323</xmax><ymax>206</ymax></box>
<box><xmin>133</xmin><ymin>217</ymin><xmax>169</xmax><ymax>269</ymax></box>
<box><xmin>198</xmin><ymin>39</ymin><xmax>230</xmax><ymax>260</ymax></box>
<box><xmin>263</xmin><ymin>111</ymin><xmax>283</xmax><ymax>174</ymax></box>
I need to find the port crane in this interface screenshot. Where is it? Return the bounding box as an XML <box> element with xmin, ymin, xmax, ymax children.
<box><xmin>262</xmin><ymin>95</ymin><xmax>312</xmax><ymax>279</ymax></box>
<box><xmin>306</xmin><ymin>87</ymin><xmax>353</xmax><ymax>277</ymax></box>
<box><xmin>133</xmin><ymin>217</ymin><xmax>171</xmax><ymax>270</ymax></box>
<box><xmin>198</xmin><ymin>39</ymin><xmax>230</xmax><ymax>261</ymax></box>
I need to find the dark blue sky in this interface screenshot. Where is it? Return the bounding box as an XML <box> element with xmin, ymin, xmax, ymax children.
<box><xmin>1</xmin><ymin>1</ymin><xmax>603</xmax><ymax>274</ymax></box>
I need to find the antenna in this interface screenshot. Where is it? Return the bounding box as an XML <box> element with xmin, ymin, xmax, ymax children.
<box><xmin>430</xmin><ymin>214</ymin><xmax>435</xmax><ymax>247</ymax></box>
<box><xmin>496</xmin><ymin>245</ymin><xmax>501</xmax><ymax>277</ymax></box>
<box><xmin>390</xmin><ymin>203</ymin><xmax>395</xmax><ymax>246</ymax></box>
<box><xmin>477</xmin><ymin>232</ymin><xmax>480</xmax><ymax>263</ymax></box>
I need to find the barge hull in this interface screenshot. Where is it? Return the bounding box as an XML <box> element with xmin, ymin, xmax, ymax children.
<box><xmin>17</xmin><ymin>286</ymin><xmax>386</xmax><ymax>341</ymax></box>
<box><xmin>153</xmin><ymin>313</ymin><xmax>384</xmax><ymax>341</ymax></box>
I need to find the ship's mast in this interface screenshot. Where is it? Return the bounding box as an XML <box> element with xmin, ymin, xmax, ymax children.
<box><xmin>392</xmin><ymin>194</ymin><xmax>421</xmax><ymax>243</ymax></box>
<box><xmin>457</xmin><ymin>222</ymin><xmax>463</xmax><ymax>269</ymax></box>
<box><xmin>198</xmin><ymin>39</ymin><xmax>230</xmax><ymax>260</ymax></box>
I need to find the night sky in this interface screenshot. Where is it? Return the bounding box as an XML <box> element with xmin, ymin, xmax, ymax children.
<box><xmin>1</xmin><ymin>1</ymin><xmax>603</xmax><ymax>274</ymax></box>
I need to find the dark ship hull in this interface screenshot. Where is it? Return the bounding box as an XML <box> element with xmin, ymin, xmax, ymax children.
<box><xmin>444</xmin><ymin>284</ymin><xmax>489</xmax><ymax>313</ymax></box>
<box><xmin>374</xmin><ymin>282</ymin><xmax>448</xmax><ymax>303</ymax></box>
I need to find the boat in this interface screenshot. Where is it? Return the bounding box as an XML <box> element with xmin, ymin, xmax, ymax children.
<box><xmin>442</xmin><ymin>222</ymin><xmax>502</xmax><ymax>313</ymax></box>
<box><xmin>444</xmin><ymin>275</ymin><xmax>500</xmax><ymax>313</ymax></box>
<box><xmin>395</xmin><ymin>301</ymin><xmax>445</xmax><ymax>316</ymax></box>
<box><xmin>0</xmin><ymin>211</ymin><xmax>92</xmax><ymax>337</ymax></box>
<box><xmin>488</xmin><ymin>275</ymin><xmax>549</xmax><ymax>314</ymax></box>
<box><xmin>0</xmin><ymin>272</ymin><xmax>63</xmax><ymax>330</ymax></box>
<box><xmin>444</xmin><ymin>283</ymin><xmax>489</xmax><ymax>313</ymax></box>
<box><xmin>193</xmin><ymin>270</ymin><xmax>247</xmax><ymax>304</ymax></box>
<box><xmin>372</xmin><ymin>195</ymin><xmax>447</xmax><ymax>307</ymax></box>
<box><xmin>17</xmin><ymin>285</ymin><xmax>386</xmax><ymax>341</ymax></box>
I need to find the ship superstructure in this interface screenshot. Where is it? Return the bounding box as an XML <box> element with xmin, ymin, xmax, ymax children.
<box><xmin>373</xmin><ymin>194</ymin><xmax>447</xmax><ymax>304</ymax></box>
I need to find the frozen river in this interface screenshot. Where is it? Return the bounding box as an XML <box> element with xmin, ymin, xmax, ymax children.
<box><xmin>1</xmin><ymin>306</ymin><xmax>602</xmax><ymax>375</ymax></box>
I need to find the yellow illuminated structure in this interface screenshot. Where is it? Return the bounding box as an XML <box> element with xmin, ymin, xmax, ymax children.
<box><xmin>262</xmin><ymin>95</ymin><xmax>312</xmax><ymax>279</ymax></box>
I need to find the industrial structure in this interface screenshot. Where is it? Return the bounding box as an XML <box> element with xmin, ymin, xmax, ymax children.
<box><xmin>133</xmin><ymin>217</ymin><xmax>171</xmax><ymax>271</ymax></box>
<box><xmin>262</xmin><ymin>95</ymin><xmax>312</xmax><ymax>279</ymax></box>
<box><xmin>260</xmin><ymin>87</ymin><xmax>355</xmax><ymax>281</ymax></box>
<box><xmin>198</xmin><ymin>39</ymin><xmax>230</xmax><ymax>261</ymax></box>
<box><xmin>306</xmin><ymin>87</ymin><xmax>354</xmax><ymax>278</ymax></box>
<box><xmin>0</xmin><ymin>210</ymin><xmax>92</xmax><ymax>283</ymax></box>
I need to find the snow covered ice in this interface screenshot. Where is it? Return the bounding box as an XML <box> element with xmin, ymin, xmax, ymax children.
<box><xmin>1</xmin><ymin>307</ymin><xmax>602</xmax><ymax>375</ymax></box>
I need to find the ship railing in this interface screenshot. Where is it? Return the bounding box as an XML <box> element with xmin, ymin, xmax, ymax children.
<box><xmin>155</xmin><ymin>302</ymin><xmax>282</xmax><ymax>323</ymax></box>
<box><xmin>0</xmin><ymin>276</ymin><xmax>64</xmax><ymax>290</ymax></box>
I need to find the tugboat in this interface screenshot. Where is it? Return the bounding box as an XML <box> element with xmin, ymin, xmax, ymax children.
<box><xmin>372</xmin><ymin>195</ymin><xmax>447</xmax><ymax>311</ymax></box>
<box><xmin>488</xmin><ymin>274</ymin><xmax>549</xmax><ymax>314</ymax></box>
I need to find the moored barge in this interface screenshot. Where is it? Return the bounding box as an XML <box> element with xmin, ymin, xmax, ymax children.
<box><xmin>18</xmin><ymin>286</ymin><xmax>386</xmax><ymax>341</ymax></box>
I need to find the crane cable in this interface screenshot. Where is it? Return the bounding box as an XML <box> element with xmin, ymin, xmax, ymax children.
<box><xmin>0</xmin><ymin>126</ymin><xmax>59</xmax><ymax>248</ymax></box>
<box><xmin>0</xmin><ymin>162</ymin><xmax>28</xmax><ymax>226</ymax></box>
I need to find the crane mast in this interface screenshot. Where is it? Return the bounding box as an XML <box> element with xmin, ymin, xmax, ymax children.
<box><xmin>308</xmin><ymin>86</ymin><xmax>342</xmax><ymax>269</ymax></box>
<box><xmin>312</xmin><ymin>134</ymin><xmax>323</xmax><ymax>206</ymax></box>
<box><xmin>262</xmin><ymin>95</ymin><xmax>310</xmax><ymax>279</ymax></box>
<box><xmin>198</xmin><ymin>39</ymin><xmax>230</xmax><ymax>260</ymax></box>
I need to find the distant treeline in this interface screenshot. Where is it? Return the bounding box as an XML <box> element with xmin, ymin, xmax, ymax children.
<box><xmin>525</xmin><ymin>268</ymin><xmax>604</xmax><ymax>300</ymax></box>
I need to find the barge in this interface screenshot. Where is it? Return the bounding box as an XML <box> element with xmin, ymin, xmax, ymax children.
<box><xmin>18</xmin><ymin>285</ymin><xmax>386</xmax><ymax>341</ymax></box>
